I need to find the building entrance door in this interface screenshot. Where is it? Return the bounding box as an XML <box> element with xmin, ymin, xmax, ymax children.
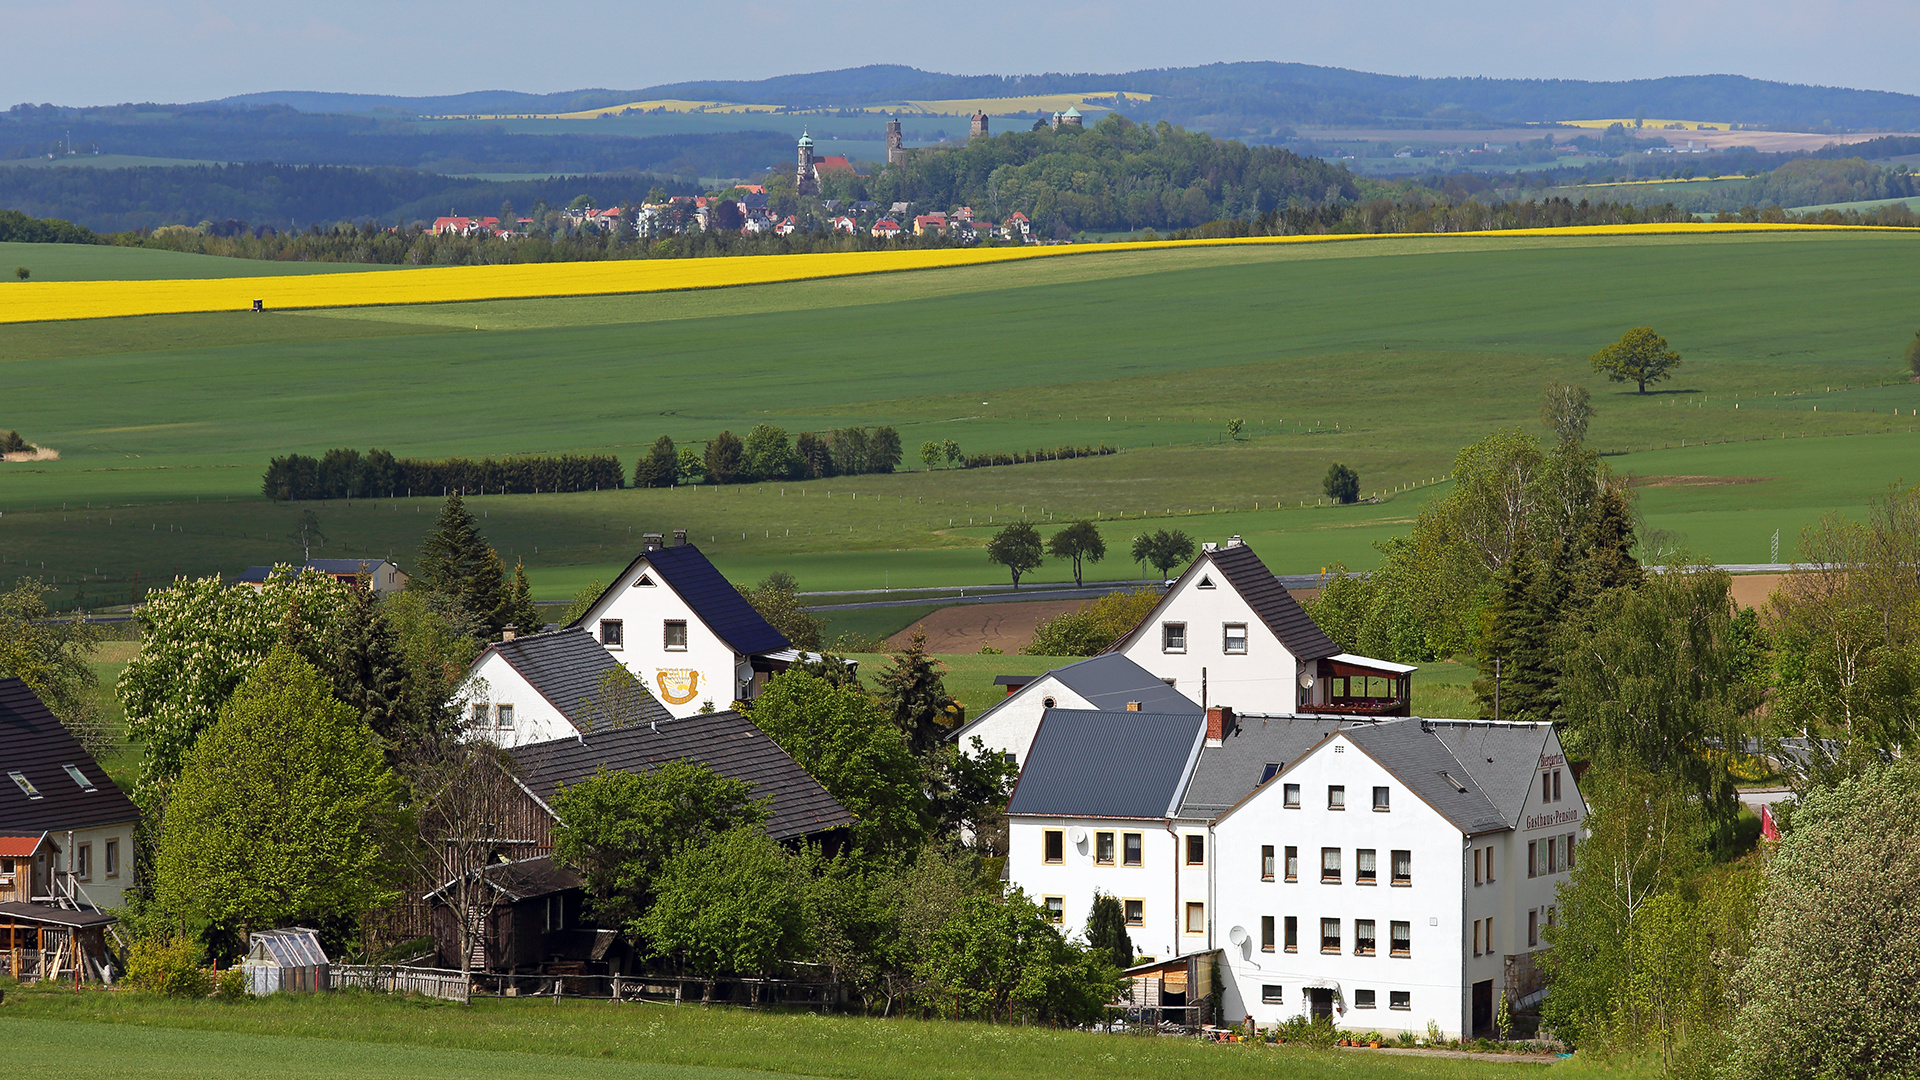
<box><xmin>1472</xmin><ymin>979</ymin><xmax>1495</xmax><ymax>1035</ymax></box>
<box><xmin>1307</xmin><ymin>987</ymin><xmax>1334</xmax><ymax>1022</ymax></box>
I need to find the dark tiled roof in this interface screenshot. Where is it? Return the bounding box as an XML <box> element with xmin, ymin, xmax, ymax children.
<box><xmin>1207</xmin><ymin>544</ymin><xmax>1338</xmax><ymax>661</ymax></box>
<box><xmin>509</xmin><ymin>711</ymin><xmax>852</xmax><ymax>841</ymax></box>
<box><xmin>0</xmin><ymin>901</ymin><xmax>118</xmax><ymax>928</ymax></box>
<box><xmin>1345</xmin><ymin>720</ymin><xmax>1511</xmax><ymax>835</ymax></box>
<box><xmin>577</xmin><ymin>545</ymin><xmax>789</xmax><ymax>657</ymax></box>
<box><xmin>0</xmin><ymin>679</ymin><xmax>140</xmax><ymax>834</ymax></box>
<box><xmin>1427</xmin><ymin>721</ymin><xmax>1554</xmax><ymax>825</ymax></box>
<box><xmin>953</xmin><ymin>654</ymin><xmax>1198</xmax><ymax>744</ymax></box>
<box><xmin>488</xmin><ymin>628</ymin><xmax>671</xmax><ymax>727</ymax></box>
<box><xmin>1177</xmin><ymin>713</ymin><xmax>1357</xmax><ymax>818</ymax></box>
<box><xmin>1007</xmin><ymin>710</ymin><xmax>1204</xmax><ymax>819</ymax></box>
<box><xmin>428</xmin><ymin>855</ymin><xmax>581</xmax><ymax>904</ymax></box>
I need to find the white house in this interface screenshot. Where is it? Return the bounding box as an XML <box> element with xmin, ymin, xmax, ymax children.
<box><xmin>463</xmin><ymin>627</ymin><xmax>673</xmax><ymax>747</ymax></box>
<box><xmin>1</xmin><ymin>678</ymin><xmax>143</xmax><ymax>911</ymax></box>
<box><xmin>1005</xmin><ymin>704</ymin><xmax>1583</xmax><ymax>1039</ymax></box>
<box><xmin>1107</xmin><ymin>537</ymin><xmax>1413</xmax><ymax>717</ymax></box>
<box><xmin>950</xmin><ymin>653</ymin><xmax>1200</xmax><ymax>769</ymax></box>
<box><xmin>567</xmin><ymin>535</ymin><xmax>797</xmax><ymax>717</ymax></box>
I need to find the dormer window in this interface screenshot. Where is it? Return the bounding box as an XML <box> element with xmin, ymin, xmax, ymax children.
<box><xmin>8</xmin><ymin>772</ymin><xmax>41</xmax><ymax>800</ymax></box>
<box><xmin>63</xmin><ymin>765</ymin><xmax>96</xmax><ymax>792</ymax></box>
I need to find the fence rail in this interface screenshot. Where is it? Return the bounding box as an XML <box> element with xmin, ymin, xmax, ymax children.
<box><xmin>333</xmin><ymin>963</ymin><xmax>470</xmax><ymax>1003</ymax></box>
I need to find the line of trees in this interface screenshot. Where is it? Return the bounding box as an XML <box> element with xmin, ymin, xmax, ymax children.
<box><xmin>262</xmin><ymin>448</ymin><xmax>625</xmax><ymax>501</ymax></box>
<box><xmin>633</xmin><ymin>426</ymin><xmax>903</xmax><ymax>487</ymax></box>
<box><xmin>960</xmin><ymin>444</ymin><xmax>1116</xmax><ymax>469</ymax></box>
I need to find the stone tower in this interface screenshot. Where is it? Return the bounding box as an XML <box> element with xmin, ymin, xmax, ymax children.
<box><xmin>885</xmin><ymin>117</ymin><xmax>905</xmax><ymax>167</ymax></box>
<box><xmin>796</xmin><ymin>131</ymin><xmax>819</xmax><ymax>196</ymax></box>
<box><xmin>969</xmin><ymin>111</ymin><xmax>989</xmax><ymax>139</ymax></box>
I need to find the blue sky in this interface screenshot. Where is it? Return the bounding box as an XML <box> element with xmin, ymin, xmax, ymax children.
<box><xmin>7</xmin><ymin>0</ymin><xmax>1919</xmax><ymax>106</ymax></box>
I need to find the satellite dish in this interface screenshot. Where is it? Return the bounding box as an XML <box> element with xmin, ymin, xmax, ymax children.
<box><xmin>1228</xmin><ymin>925</ymin><xmax>1248</xmax><ymax>947</ymax></box>
<box><xmin>1068</xmin><ymin>826</ymin><xmax>1088</xmax><ymax>845</ymax></box>
<box><xmin>1298</xmin><ymin>669</ymin><xmax>1316</xmax><ymax>690</ymax></box>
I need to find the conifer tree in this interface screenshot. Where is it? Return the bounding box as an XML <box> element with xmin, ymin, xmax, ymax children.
<box><xmin>497</xmin><ymin>560</ymin><xmax>543</xmax><ymax>638</ymax></box>
<box><xmin>410</xmin><ymin>491</ymin><xmax>506</xmax><ymax>638</ymax></box>
<box><xmin>634</xmin><ymin>436</ymin><xmax>677</xmax><ymax>488</ymax></box>
<box><xmin>1474</xmin><ymin>550</ymin><xmax>1546</xmax><ymax>720</ymax></box>
<box><xmin>323</xmin><ymin>582</ymin><xmax>414</xmax><ymax>751</ymax></box>
<box><xmin>1086</xmin><ymin>892</ymin><xmax>1135</xmax><ymax>970</ymax></box>
<box><xmin>1577</xmin><ymin>486</ymin><xmax>1643</xmax><ymax>598</ymax></box>
<box><xmin>875</xmin><ymin>630</ymin><xmax>960</xmax><ymax>757</ymax></box>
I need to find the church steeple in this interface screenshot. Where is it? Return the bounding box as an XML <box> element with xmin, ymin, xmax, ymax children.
<box><xmin>795</xmin><ymin>130</ymin><xmax>819</xmax><ymax>196</ymax></box>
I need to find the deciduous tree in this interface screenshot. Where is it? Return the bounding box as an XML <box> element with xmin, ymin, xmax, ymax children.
<box><xmin>986</xmin><ymin>521</ymin><xmax>1044</xmax><ymax>588</ymax></box>
<box><xmin>1130</xmin><ymin>528</ymin><xmax>1195</xmax><ymax>581</ymax></box>
<box><xmin>0</xmin><ymin>579</ymin><xmax>105</xmax><ymax>752</ymax></box>
<box><xmin>1323</xmin><ymin>462</ymin><xmax>1360</xmax><ymax>504</ymax></box>
<box><xmin>634</xmin><ymin>435</ymin><xmax>677</xmax><ymax>488</ymax></box>
<box><xmin>747</xmin><ymin>669</ymin><xmax>929</xmax><ymax>854</ymax></box>
<box><xmin>1590</xmin><ymin>326</ymin><xmax>1682</xmax><ymax>394</ymax></box>
<box><xmin>1541</xmin><ymin>382</ymin><xmax>1595</xmax><ymax>444</ymax></box>
<box><xmin>1046</xmin><ymin>520</ymin><xmax>1106</xmax><ymax>586</ymax></box>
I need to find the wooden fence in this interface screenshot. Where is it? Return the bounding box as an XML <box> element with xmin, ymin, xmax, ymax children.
<box><xmin>333</xmin><ymin>963</ymin><xmax>471</xmax><ymax>1004</ymax></box>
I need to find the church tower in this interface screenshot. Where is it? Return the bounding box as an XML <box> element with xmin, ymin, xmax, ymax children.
<box><xmin>969</xmin><ymin>111</ymin><xmax>989</xmax><ymax>139</ymax></box>
<box><xmin>885</xmin><ymin>118</ymin><xmax>905</xmax><ymax>167</ymax></box>
<box><xmin>796</xmin><ymin>131</ymin><xmax>820</xmax><ymax>196</ymax></box>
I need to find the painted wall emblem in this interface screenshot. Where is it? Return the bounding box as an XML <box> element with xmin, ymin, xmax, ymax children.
<box><xmin>655</xmin><ymin>668</ymin><xmax>701</xmax><ymax>705</ymax></box>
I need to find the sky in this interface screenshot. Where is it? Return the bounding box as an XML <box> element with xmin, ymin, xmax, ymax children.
<box><xmin>7</xmin><ymin>0</ymin><xmax>1920</xmax><ymax>107</ymax></box>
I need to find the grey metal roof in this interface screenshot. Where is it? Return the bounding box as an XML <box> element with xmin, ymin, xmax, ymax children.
<box><xmin>1345</xmin><ymin>721</ymin><xmax>1512</xmax><ymax>835</ymax></box>
<box><xmin>1427</xmin><ymin>720</ymin><xmax>1554</xmax><ymax>825</ymax></box>
<box><xmin>0</xmin><ymin>679</ymin><xmax>140</xmax><ymax>835</ymax></box>
<box><xmin>509</xmin><ymin>711</ymin><xmax>853</xmax><ymax>841</ymax></box>
<box><xmin>952</xmin><ymin>654</ymin><xmax>1199</xmax><ymax>744</ymax></box>
<box><xmin>1206</xmin><ymin>543</ymin><xmax>1339</xmax><ymax>661</ymax></box>
<box><xmin>1176</xmin><ymin>713</ymin><xmax>1357</xmax><ymax>818</ymax></box>
<box><xmin>486</xmin><ymin>628</ymin><xmax>671</xmax><ymax>727</ymax></box>
<box><xmin>1007</xmin><ymin>710</ymin><xmax>1204</xmax><ymax>820</ymax></box>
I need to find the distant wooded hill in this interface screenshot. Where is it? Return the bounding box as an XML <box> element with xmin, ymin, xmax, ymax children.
<box><xmin>219</xmin><ymin>63</ymin><xmax>1920</xmax><ymax>134</ymax></box>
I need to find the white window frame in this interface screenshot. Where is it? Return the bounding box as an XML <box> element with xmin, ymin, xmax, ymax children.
<box><xmin>1222</xmin><ymin>622</ymin><xmax>1248</xmax><ymax>654</ymax></box>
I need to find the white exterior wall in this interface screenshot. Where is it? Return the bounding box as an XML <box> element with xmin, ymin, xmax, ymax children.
<box><xmin>578</xmin><ymin>556</ymin><xmax>747</xmax><ymax>717</ymax></box>
<box><xmin>1488</xmin><ymin>730</ymin><xmax>1582</xmax><ymax>976</ymax></box>
<box><xmin>1210</xmin><ymin>732</ymin><xmax>1471</xmax><ymax>1038</ymax></box>
<box><xmin>464</xmin><ymin>650</ymin><xmax>582</xmax><ymax>748</ymax></box>
<box><xmin>1115</xmin><ymin>569</ymin><xmax>1300</xmax><ymax>712</ymax></box>
<box><xmin>1007</xmin><ymin>816</ymin><xmax>1186</xmax><ymax>960</ymax></box>
<box><xmin>958</xmin><ymin>676</ymin><xmax>1096</xmax><ymax>766</ymax></box>
<box><xmin>59</xmin><ymin>823</ymin><xmax>137</xmax><ymax>910</ymax></box>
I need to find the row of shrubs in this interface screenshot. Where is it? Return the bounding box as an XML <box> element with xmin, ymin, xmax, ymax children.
<box><xmin>961</xmin><ymin>444</ymin><xmax>1116</xmax><ymax>469</ymax></box>
<box><xmin>262</xmin><ymin>448</ymin><xmax>626</xmax><ymax>501</ymax></box>
<box><xmin>632</xmin><ymin>425</ymin><xmax>903</xmax><ymax>487</ymax></box>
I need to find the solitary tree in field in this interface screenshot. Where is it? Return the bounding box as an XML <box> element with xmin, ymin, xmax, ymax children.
<box><xmin>1323</xmin><ymin>462</ymin><xmax>1360</xmax><ymax>504</ymax></box>
<box><xmin>1047</xmin><ymin>520</ymin><xmax>1107</xmax><ymax>586</ymax></box>
<box><xmin>1131</xmin><ymin>529</ymin><xmax>1196</xmax><ymax>582</ymax></box>
<box><xmin>1590</xmin><ymin>327</ymin><xmax>1682</xmax><ymax>394</ymax></box>
<box><xmin>1541</xmin><ymin>383</ymin><xmax>1595</xmax><ymax>445</ymax></box>
<box><xmin>986</xmin><ymin>521</ymin><xmax>1045</xmax><ymax>589</ymax></box>
<box><xmin>1226</xmin><ymin>418</ymin><xmax>1245</xmax><ymax>441</ymax></box>
<box><xmin>13</xmin><ymin>267</ymin><xmax>26</xmax><ymax>281</ymax></box>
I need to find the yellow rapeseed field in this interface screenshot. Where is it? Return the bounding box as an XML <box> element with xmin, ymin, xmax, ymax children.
<box><xmin>0</xmin><ymin>223</ymin><xmax>1891</xmax><ymax>326</ymax></box>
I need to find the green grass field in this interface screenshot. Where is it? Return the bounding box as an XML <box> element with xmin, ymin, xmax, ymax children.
<box><xmin>0</xmin><ymin>241</ymin><xmax>406</xmax><ymax>282</ymax></box>
<box><xmin>4</xmin><ymin>232</ymin><xmax>1919</xmax><ymax>604</ymax></box>
<box><xmin>1</xmin><ymin>986</ymin><xmax>1628</xmax><ymax>1080</ymax></box>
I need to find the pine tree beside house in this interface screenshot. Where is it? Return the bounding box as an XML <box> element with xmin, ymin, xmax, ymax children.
<box><xmin>411</xmin><ymin>491</ymin><xmax>507</xmax><ymax>639</ymax></box>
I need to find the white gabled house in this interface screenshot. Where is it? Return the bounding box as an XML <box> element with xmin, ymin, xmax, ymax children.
<box><xmin>1107</xmin><ymin>537</ymin><xmax>1414</xmax><ymax>717</ymax></box>
<box><xmin>566</xmin><ymin>535</ymin><xmax>802</xmax><ymax>717</ymax></box>
<box><xmin>950</xmin><ymin>653</ymin><xmax>1201</xmax><ymax>768</ymax></box>
<box><xmin>463</xmin><ymin>627</ymin><xmax>673</xmax><ymax>747</ymax></box>
<box><xmin>1005</xmin><ymin>705</ymin><xmax>1584</xmax><ymax>1039</ymax></box>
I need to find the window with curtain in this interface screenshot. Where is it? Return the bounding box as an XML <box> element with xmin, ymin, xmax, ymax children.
<box><xmin>1357</xmin><ymin>848</ymin><xmax>1377</xmax><ymax>884</ymax></box>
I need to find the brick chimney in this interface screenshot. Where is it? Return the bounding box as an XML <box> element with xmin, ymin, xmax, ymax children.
<box><xmin>673</xmin><ymin>528</ymin><xmax>688</xmax><ymax>546</ymax></box>
<box><xmin>1205</xmin><ymin>705</ymin><xmax>1234</xmax><ymax>746</ymax></box>
<box><xmin>643</xmin><ymin>532</ymin><xmax>663</xmax><ymax>551</ymax></box>
<box><xmin>1125</xmin><ymin>701</ymin><xmax>1143</xmax><ymax>712</ymax></box>
<box><xmin>502</xmin><ymin>625</ymin><xmax>517</xmax><ymax>641</ymax></box>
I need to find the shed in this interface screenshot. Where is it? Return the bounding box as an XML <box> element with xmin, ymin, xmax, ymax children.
<box><xmin>0</xmin><ymin>901</ymin><xmax>118</xmax><ymax>982</ymax></box>
<box><xmin>242</xmin><ymin>927</ymin><xmax>331</xmax><ymax>994</ymax></box>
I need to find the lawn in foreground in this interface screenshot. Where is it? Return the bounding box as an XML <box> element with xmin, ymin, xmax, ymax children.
<box><xmin>0</xmin><ymin>988</ymin><xmax>1620</xmax><ymax>1080</ymax></box>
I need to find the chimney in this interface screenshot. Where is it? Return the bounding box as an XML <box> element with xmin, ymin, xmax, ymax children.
<box><xmin>643</xmin><ymin>532</ymin><xmax>663</xmax><ymax>551</ymax></box>
<box><xmin>1125</xmin><ymin>701</ymin><xmax>1143</xmax><ymax>712</ymax></box>
<box><xmin>1205</xmin><ymin>705</ymin><xmax>1234</xmax><ymax>746</ymax></box>
<box><xmin>673</xmin><ymin>528</ymin><xmax>688</xmax><ymax>546</ymax></box>
<box><xmin>502</xmin><ymin>625</ymin><xmax>516</xmax><ymax>641</ymax></box>
<box><xmin>1227</xmin><ymin>535</ymin><xmax>1243</xmax><ymax>548</ymax></box>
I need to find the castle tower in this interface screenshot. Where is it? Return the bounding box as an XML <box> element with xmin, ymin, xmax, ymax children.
<box><xmin>1058</xmin><ymin>106</ymin><xmax>1083</xmax><ymax>130</ymax></box>
<box><xmin>796</xmin><ymin>131</ymin><xmax>820</xmax><ymax>196</ymax></box>
<box><xmin>969</xmin><ymin>111</ymin><xmax>989</xmax><ymax>139</ymax></box>
<box><xmin>885</xmin><ymin>118</ymin><xmax>905</xmax><ymax>167</ymax></box>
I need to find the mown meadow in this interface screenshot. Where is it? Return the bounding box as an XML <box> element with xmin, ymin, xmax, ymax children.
<box><xmin>3</xmin><ymin>229</ymin><xmax>1918</xmax><ymax>605</ymax></box>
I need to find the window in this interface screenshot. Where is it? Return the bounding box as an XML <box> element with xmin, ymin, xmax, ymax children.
<box><xmin>1096</xmin><ymin>831</ymin><xmax>1115</xmax><ymax>864</ymax></box>
<box><xmin>1391</xmin><ymin>850</ymin><xmax>1411</xmax><ymax>885</ymax></box>
<box><xmin>1357</xmin><ymin>848</ymin><xmax>1377</xmax><ymax>884</ymax></box>
<box><xmin>1529</xmin><ymin>909</ymin><xmax>1539</xmax><ymax>947</ymax></box>
<box><xmin>635</xmin><ymin>574</ymin><xmax>655</xmax><ymax>587</ymax></box>
<box><xmin>1123</xmin><ymin>832</ymin><xmax>1143</xmax><ymax>866</ymax></box>
<box><xmin>1355</xmin><ymin>989</ymin><xmax>1376</xmax><ymax>1009</ymax></box>
<box><xmin>1373</xmin><ymin>785</ymin><xmax>1390</xmax><ymax>811</ymax></box>
<box><xmin>76</xmin><ymin>843</ymin><xmax>91</xmax><ymax>881</ymax></box>
<box><xmin>1044</xmin><ymin>897</ymin><xmax>1064</xmax><ymax>924</ymax></box>
<box><xmin>1485</xmin><ymin>846</ymin><xmax>1495</xmax><ymax>881</ymax></box>
<box><xmin>1390</xmin><ymin>991</ymin><xmax>1411</xmax><ymax>1010</ymax></box>
<box><xmin>469</xmin><ymin>703</ymin><xmax>487</xmax><ymax>727</ymax></box>
<box><xmin>1320</xmin><ymin>918</ymin><xmax>1341</xmax><ymax>953</ymax></box>
<box><xmin>1261</xmin><ymin>915</ymin><xmax>1275</xmax><ymax>952</ymax></box>
<box><xmin>1283</xmin><ymin>783</ymin><xmax>1301</xmax><ymax>808</ymax></box>
<box><xmin>1284</xmin><ymin>846</ymin><xmax>1299</xmax><ymax>882</ymax></box>
<box><xmin>1198</xmin><ymin>575</ymin><xmax>1216</xmax><ymax>589</ymax></box>
<box><xmin>1355</xmin><ymin>918</ymin><xmax>1376</xmax><ymax>954</ymax></box>
<box><xmin>1553</xmin><ymin>768</ymin><xmax>1563</xmax><ymax>802</ymax></box>
<box><xmin>600</xmin><ymin>619</ymin><xmax>623</xmax><ymax>647</ymax></box>
<box><xmin>1124</xmin><ymin>899</ymin><xmax>1144</xmax><ymax>925</ymax></box>
<box><xmin>1328</xmin><ymin>785</ymin><xmax>1346</xmax><ymax>810</ymax></box>
<box><xmin>1185</xmin><ymin>902</ymin><xmax>1206</xmax><ymax>934</ymax></box>
<box><xmin>1162</xmin><ymin>622</ymin><xmax>1187</xmax><ymax>653</ymax></box>
<box><xmin>1259</xmin><ymin>762</ymin><xmax>1282</xmax><ymax>786</ymax></box>
<box><xmin>1566</xmin><ymin>835</ymin><xmax>1577</xmax><ymax>870</ymax></box>
<box><xmin>664</xmin><ymin>620</ymin><xmax>688</xmax><ymax>650</ymax></box>
<box><xmin>1186</xmin><ymin>834</ymin><xmax>1206</xmax><ymax>866</ymax></box>
<box><xmin>63</xmin><ymin>765</ymin><xmax>96</xmax><ymax>792</ymax></box>
<box><xmin>1042</xmin><ymin>696</ymin><xmax>1056</xmax><ymax>708</ymax></box>
<box><xmin>1548</xmin><ymin>906</ymin><xmax>1557</xmax><ymax>929</ymax></box>
<box><xmin>1321</xmin><ymin>847</ymin><xmax>1341</xmax><ymax>883</ymax></box>
<box><xmin>105</xmin><ymin>840</ymin><xmax>119</xmax><ymax>878</ymax></box>
<box><xmin>1284</xmin><ymin>916</ymin><xmax>1298</xmax><ymax>952</ymax></box>
<box><xmin>1390</xmin><ymin>921</ymin><xmax>1411</xmax><ymax>956</ymax></box>
<box><xmin>1474</xmin><ymin>919</ymin><xmax>1483</xmax><ymax>956</ymax></box>
<box><xmin>1474</xmin><ymin>848</ymin><xmax>1483</xmax><ymax>885</ymax></box>
<box><xmin>1528</xmin><ymin>841</ymin><xmax>1538</xmax><ymax>878</ymax></box>
<box><xmin>1223</xmin><ymin>623</ymin><xmax>1248</xmax><ymax>654</ymax></box>
<box><xmin>9</xmin><ymin>771</ymin><xmax>40</xmax><ymax>800</ymax></box>
<box><xmin>1261</xmin><ymin>985</ymin><xmax>1284</xmax><ymax>1005</ymax></box>
<box><xmin>1261</xmin><ymin>844</ymin><xmax>1275</xmax><ymax>881</ymax></box>
<box><xmin>495</xmin><ymin>704</ymin><xmax>514</xmax><ymax>729</ymax></box>
<box><xmin>1043</xmin><ymin>830</ymin><xmax>1064</xmax><ymax>863</ymax></box>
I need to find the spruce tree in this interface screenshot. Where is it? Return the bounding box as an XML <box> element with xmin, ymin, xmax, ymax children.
<box><xmin>875</xmin><ymin>630</ymin><xmax>959</xmax><ymax>757</ymax></box>
<box><xmin>497</xmin><ymin>559</ymin><xmax>543</xmax><ymax>637</ymax></box>
<box><xmin>1473</xmin><ymin>551</ymin><xmax>1542</xmax><ymax>720</ymax></box>
<box><xmin>411</xmin><ymin>491</ymin><xmax>506</xmax><ymax>638</ymax></box>
<box><xmin>323</xmin><ymin>583</ymin><xmax>415</xmax><ymax>753</ymax></box>
<box><xmin>635</xmin><ymin>435</ymin><xmax>677</xmax><ymax>488</ymax></box>
<box><xmin>1086</xmin><ymin>892</ymin><xmax>1135</xmax><ymax>970</ymax></box>
<box><xmin>1577</xmin><ymin>486</ymin><xmax>1643</xmax><ymax>597</ymax></box>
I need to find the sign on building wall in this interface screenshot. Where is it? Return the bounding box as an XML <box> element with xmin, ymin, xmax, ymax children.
<box><xmin>655</xmin><ymin>668</ymin><xmax>701</xmax><ymax>705</ymax></box>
